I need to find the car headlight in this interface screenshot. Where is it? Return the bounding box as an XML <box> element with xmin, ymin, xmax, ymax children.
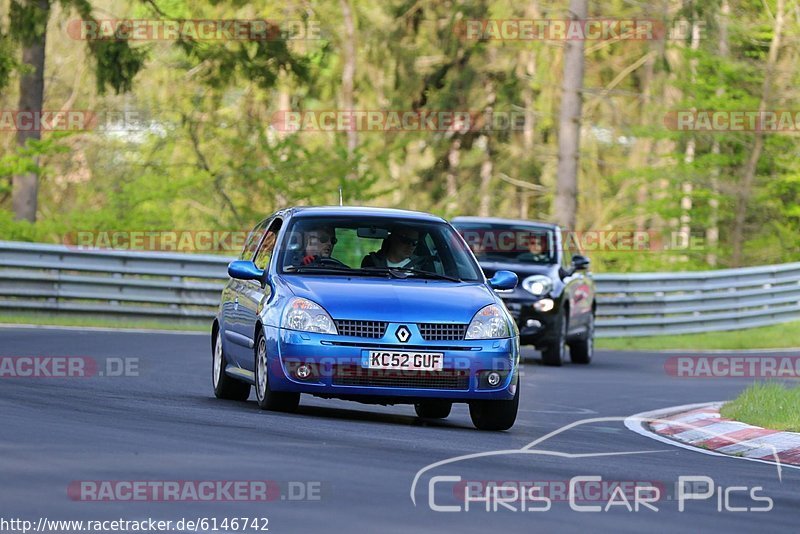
<box><xmin>465</xmin><ymin>304</ymin><xmax>510</xmax><ymax>339</ymax></box>
<box><xmin>282</xmin><ymin>297</ymin><xmax>338</xmax><ymax>334</ymax></box>
<box><xmin>522</xmin><ymin>275</ymin><xmax>553</xmax><ymax>296</ymax></box>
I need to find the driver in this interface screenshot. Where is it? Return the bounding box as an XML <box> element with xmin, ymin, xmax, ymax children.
<box><xmin>301</xmin><ymin>224</ymin><xmax>337</xmax><ymax>265</ymax></box>
<box><xmin>362</xmin><ymin>227</ymin><xmax>420</xmax><ymax>269</ymax></box>
<box><xmin>518</xmin><ymin>232</ymin><xmax>550</xmax><ymax>262</ymax></box>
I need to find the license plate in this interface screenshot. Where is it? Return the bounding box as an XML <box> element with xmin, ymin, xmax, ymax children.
<box><xmin>366</xmin><ymin>351</ymin><xmax>444</xmax><ymax>371</ymax></box>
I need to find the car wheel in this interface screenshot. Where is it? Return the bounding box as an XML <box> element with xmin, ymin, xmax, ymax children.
<box><xmin>569</xmin><ymin>313</ymin><xmax>594</xmax><ymax>364</ymax></box>
<box><xmin>541</xmin><ymin>312</ymin><xmax>567</xmax><ymax>366</ymax></box>
<box><xmin>254</xmin><ymin>332</ymin><xmax>300</xmax><ymax>413</ymax></box>
<box><xmin>414</xmin><ymin>401</ymin><xmax>452</xmax><ymax>419</ymax></box>
<box><xmin>212</xmin><ymin>331</ymin><xmax>251</xmax><ymax>401</ymax></box>
<box><xmin>468</xmin><ymin>382</ymin><xmax>519</xmax><ymax>431</ymax></box>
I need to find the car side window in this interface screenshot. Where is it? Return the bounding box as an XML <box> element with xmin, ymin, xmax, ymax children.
<box><xmin>240</xmin><ymin>219</ymin><xmax>269</xmax><ymax>261</ymax></box>
<box><xmin>254</xmin><ymin>220</ymin><xmax>282</xmax><ymax>270</ymax></box>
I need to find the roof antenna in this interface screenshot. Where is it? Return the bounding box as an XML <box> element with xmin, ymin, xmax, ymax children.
<box><xmin>338</xmin><ymin>186</ymin><xmax>343</xmax><ymax>206</ymax></box>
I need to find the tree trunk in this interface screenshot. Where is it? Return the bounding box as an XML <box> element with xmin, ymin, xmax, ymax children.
<box><xmin>518</xmin><ymin>2</ymin><xmax>539</xmax><ymax>220</ymax></box>
<box><xmin>731</xmin><ymin>0</ymin><xmax>784</xmax><ymax>266</ymax></box>
<box><xmin>478</xmin><ymin>136</ymin><xmax>493</xmax><ymax>217</ymax></box>
<box><xmin>444</xmin><ymin>138</ymin><xmax>461</xmax><ymax>215</ymax></box>
<box><xmin>12</xmin><ymin>0</ymin><xmax>50</xmax><ymax>222</ymax></box>
<box><xmin>679</xmin><ymin>20</ymin><xmax>702</xmax><ymax>251</ymax></box>
<box><xmin>478</xmin><ymin>79</ymin><xmax>496</xmax><ymax>217</ymax></box>
<box><xmin>707</xmin><ymin>0</ymin><xmax>729</xmax><ymax>267</ymax></box>
<box><xmin>553</xmin><ymin>0</ymin><xmax>587</xmax><ymax>230</ymax></box>
<box><xmin>630</xmin><ymin>42</ymin><xmax>657</xmax><ymax>231</ymax></box>
<box><xmin>339</xmin><ymin>0</ymin><xmax>358</xmax><ymax>171</ymax></box>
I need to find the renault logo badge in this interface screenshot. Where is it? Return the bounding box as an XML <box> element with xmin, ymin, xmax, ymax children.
<box><xmin>395</xmin><ymin>325</ymin><xmax>411</xmax><ymax>343</ymax></box>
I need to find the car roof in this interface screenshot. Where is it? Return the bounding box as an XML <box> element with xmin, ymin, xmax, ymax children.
<box><xmin>284</xmin><ymin>206</ymin><xmax>446</xmax><ymax>223</ymax></box>
<box><xmin>451</xmin><ymin>216</ymin><xmax>559</xmax><ymax>230</ymax></box>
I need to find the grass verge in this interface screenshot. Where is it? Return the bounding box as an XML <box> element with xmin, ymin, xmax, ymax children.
<box><xmin>721</xmin><ymin>382</ymin><xmax>800</xmax><ymax>432</ymax></box>
<box><xmin>596</xmin><ymin>320</ymin><xmax>800</xmax><ymax>351</ymax></box>
<box><xmin>0</xmin><ymin>312</ymin><xmax>207</xmax><ymax>332</ymax></box>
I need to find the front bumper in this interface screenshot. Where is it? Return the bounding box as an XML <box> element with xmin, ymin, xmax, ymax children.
<box><xmin>501</xmin><ymin>296</ymin><xmax>562</xmax><ymax>347</ymax></box>
<box><xmin>265</xmin><ymin>325</ymin><xmax>519</xmax><ymax>402</ymax></box>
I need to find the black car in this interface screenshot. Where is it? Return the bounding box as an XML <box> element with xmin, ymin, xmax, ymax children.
<box><xmin>452</xmin><ymin>217</ymin><xmax>595</xmax><ymax>366</ymax></box>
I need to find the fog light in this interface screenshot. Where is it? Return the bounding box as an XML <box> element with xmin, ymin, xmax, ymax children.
<box><xmin>533</xmin><ymin>298</ymin><xmax>555</xmax><ymax>312</ymax></box>
<box><xmin>526</xmin><ymin>319</ymin><xmax>542</xmax><ymax>329</ymax></box>
<box><xmin>296</xmin><ymin>364</ymin><xmax>312</xmax><ymax>379</ymax></box>
<box><xmin>487</xmin><ymin>372</ymin><xmax>501</xmax><ymax>387</ymax></box>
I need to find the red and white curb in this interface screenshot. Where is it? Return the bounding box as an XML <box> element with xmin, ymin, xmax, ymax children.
<box><xmin>625</xmin><ymin>402</ymin><xmax>800</xmax><ymax>474</ymax></box>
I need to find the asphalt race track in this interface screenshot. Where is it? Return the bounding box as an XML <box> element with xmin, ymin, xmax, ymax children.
<box><xmin>1</xmin><ymin>327</ymin><xmax>797</xmax><ymax>533</ymax></box>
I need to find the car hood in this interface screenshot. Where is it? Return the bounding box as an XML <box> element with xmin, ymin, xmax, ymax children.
<box><xmin>278</xmin><ymin>275</ymin><xmax>496</xmax><ymax>323</ymax></box>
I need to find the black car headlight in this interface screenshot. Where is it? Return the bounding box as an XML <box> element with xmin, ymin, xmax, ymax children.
<box><xmin>522</xmin><ymin>275</ymin><xmax>553</xmax><ymax>296</ymax></box>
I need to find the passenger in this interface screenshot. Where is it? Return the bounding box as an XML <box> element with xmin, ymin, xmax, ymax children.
<box><xmin>361</xmin><ymin>228</ymin><xmax>420</xmax><ymax>269</ymax></box>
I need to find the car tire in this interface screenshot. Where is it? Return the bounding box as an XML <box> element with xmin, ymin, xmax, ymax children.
<box><xmin>212</xmin><ymin>330</ymin><xmax>251</xmax><ymax>401</ymax></box>
<box><xmin>568</xmin><ymin>313</ymin><xmax>594</xmax><ymax>364</ymax></box>
<box><xmin>541</xmin><ymin>311</ymin><xmax>567</xmax><ymax>366</ymax></box>
<box><xmin>254</xmin><ymin>331</ymin><xmax>300</xmax><ymax>413</ymax></box>
<box><xmin>468</xmin><ymin>383</ymin><xmax>519</xmax><ymax>431</ymax></box>
<box><xmin>414</xmin><ymin>401</ymin><xmax>452</xmax><ymax>419</ymax></box>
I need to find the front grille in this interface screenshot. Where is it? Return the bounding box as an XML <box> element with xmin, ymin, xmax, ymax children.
<box><xmin>417</xmin><ymin>323</ymin><xmax>468</xmax><ymax>341</ymax></box>
<box><xmin>332</xmin><ymin>365</ymin><xmax>470</xmax><ymax>390</ymax></box>
<box><xmin>334</xmin><ymin>320</ymin><xmax>388</xmax><ymax>338</ymax></box>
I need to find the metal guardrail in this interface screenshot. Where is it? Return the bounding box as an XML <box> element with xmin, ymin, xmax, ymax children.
<box><xmin>1</xmin><ymin>240</ymin><xmax>799</xmax><ymax>337</ymax></box>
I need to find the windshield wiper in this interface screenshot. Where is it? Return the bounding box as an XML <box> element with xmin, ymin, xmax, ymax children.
<box><xmin>364</xmin><ymin>267</ymin><xmax>462</xmax><ymax>282</ymax></box>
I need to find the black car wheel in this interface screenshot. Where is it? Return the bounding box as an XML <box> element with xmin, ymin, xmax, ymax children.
<box><xmin>254</xmin><ymin>332</ymin><xmax>300</xmax><ymax>412</ymax></box>
<box><xmin>414</xmin><ymin>401</ymin><xmax>452</xmax><ymax>419</ymax></box>
<box><xmin>212</xmin><ymin>331</ymin><xmax>251</xmax><ymax>401</ymax></box>
<box><xmin>569</xmin><ymin>313</ymin><xmax>594</xmax><ymax>364</ymax></box>
<box><xmin>469</xmin><ymin>383</ymin><xmax>519</xmax><ymax>431</ymax></box>
<box><xmin>541</xmin><ymin>311</ymin><xmax>567</xmax><ymax>366</ymax></box>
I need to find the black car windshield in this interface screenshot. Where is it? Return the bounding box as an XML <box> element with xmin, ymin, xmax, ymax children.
<box><xmin>454</xmin><ymin>222</ymin><xmax>557</xmax><ymax>265</ymax></box>
<box><xmin>278</xmin><ymin>216</ymin><xmax>484</xmax><ymax>282</ymax></box>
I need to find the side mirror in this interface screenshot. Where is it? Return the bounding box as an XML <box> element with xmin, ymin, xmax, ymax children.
<box><xmin>571</xmin><ymin>254</ymin><xmax>590</xmax><ymax>271</ymax></box>
<box><xmin>488</xmin><ymin>270</ymin><xmax>518</xmax><ymax>291</ymax></box>
<box><xmin>228</xmin><ymin>260</ymin><xmax>264</xmax><ymax>281</ymax></box>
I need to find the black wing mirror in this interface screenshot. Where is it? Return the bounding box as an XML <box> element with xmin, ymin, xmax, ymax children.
<box><xmin>571</xmin><ymin>254</ymin><xmax>590</xmax><ymax>271</ymax></box>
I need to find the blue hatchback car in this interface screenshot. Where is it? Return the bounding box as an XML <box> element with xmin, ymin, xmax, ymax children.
<box><xmin>212</xmin><ymin>206</ymin><xmax>521</xmax><ymax>430</ymax></box>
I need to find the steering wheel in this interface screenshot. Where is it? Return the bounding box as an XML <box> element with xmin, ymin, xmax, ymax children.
<box><xmin>406</xmin><ymin>254</ymin><xmax>438</xmax><ymax>271</ymax></box>
<box><xmin>315</xmin><ymin>256</ymin><xmax>348</xmax><ymax>268</ymax></box>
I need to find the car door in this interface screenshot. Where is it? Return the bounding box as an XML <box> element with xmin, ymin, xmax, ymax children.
<box><xmin>560</xmin><ymin>234</ymin><xmax>593</xmax><ymax>335</ymax></box>
<box><xmin>223</xmin><ymin>218</ymin><xmax>269</xmax><ymax>365</ymax></box>
<box><xmin>233</xmin><ymin>217</ymin><xmax>282</xmax><ymax>371</ymax></box>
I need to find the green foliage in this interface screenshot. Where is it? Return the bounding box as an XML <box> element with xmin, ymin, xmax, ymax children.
<box><xmin>9</xmin><ymin>0</ymin><xmax>50</xmax><ymax>45</ymax></box>
<box><xmin>88</xmin><ymin>40</ymin><xmax>148</xmax><ymax>94</ymax></box>
<box><xmin>0</xmin><ymin>0</ymin><xmax>798</xmax><ymax>271</ymax></box>
<box><xmin>0</xmin><ymin>33</ymin><xmax>18</xmax><ymax>91</ymax></box>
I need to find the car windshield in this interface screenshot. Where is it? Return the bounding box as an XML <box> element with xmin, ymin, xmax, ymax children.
<box><xmin>278</xmin><ymin>216</ymin><xmax>484</xmax><ymax>282</ymax></box>
<box><xmin>454</xmin><ymin>222</ymin><xmax>557</xmax><ymax>265</ymax></box>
